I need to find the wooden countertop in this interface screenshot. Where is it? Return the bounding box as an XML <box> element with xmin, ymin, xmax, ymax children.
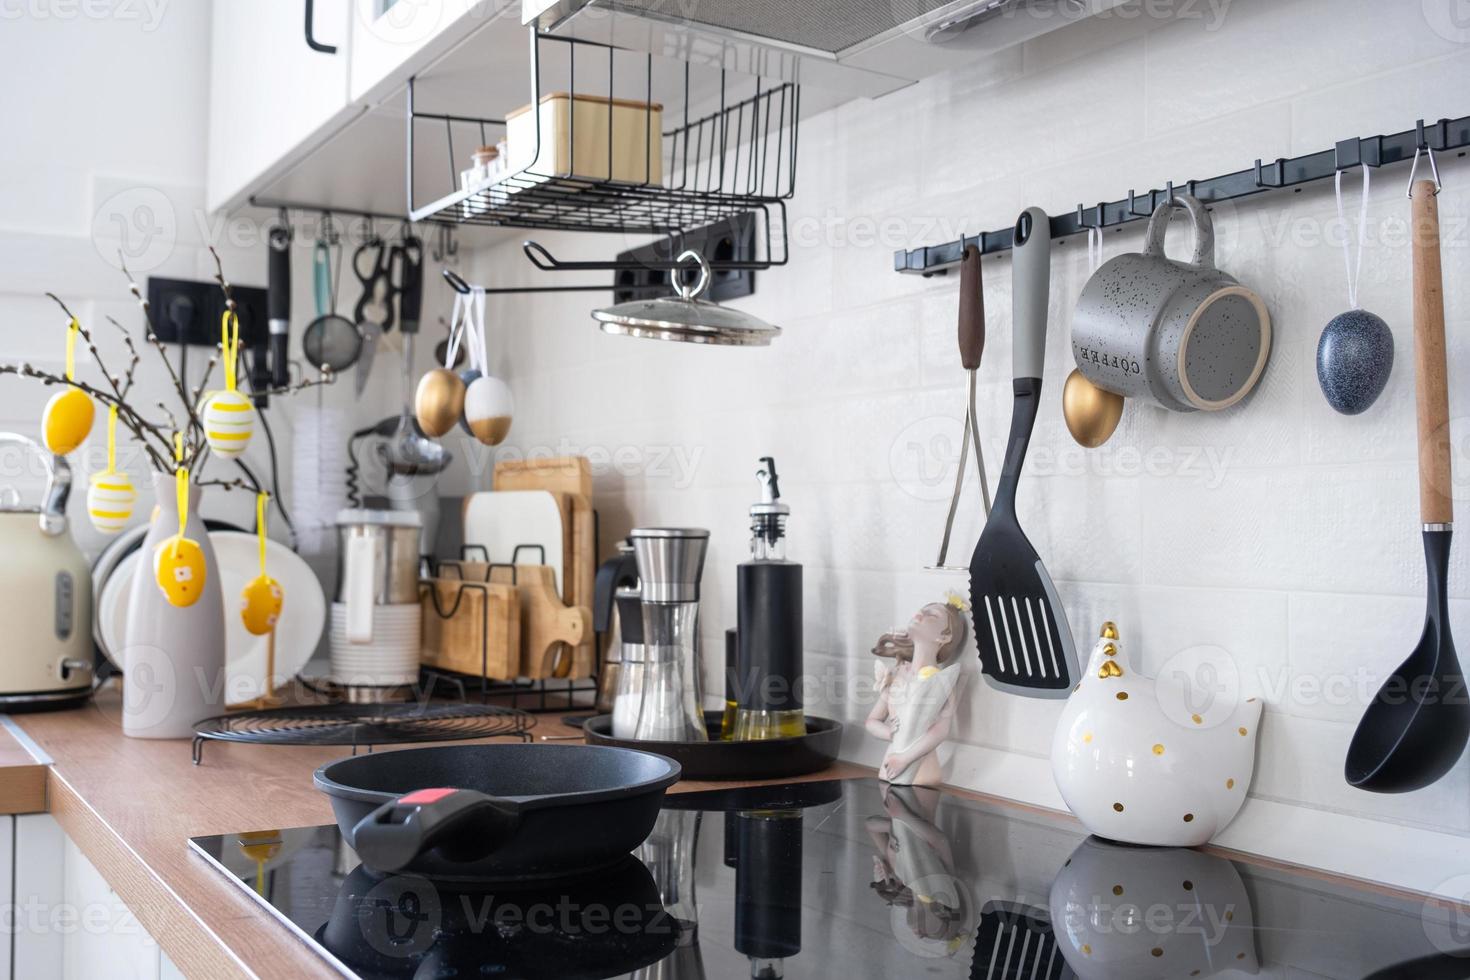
<box><xmin>6</xmin><ymin>689</ymin><xmax>869</xmax><ymax>979</ymax></box>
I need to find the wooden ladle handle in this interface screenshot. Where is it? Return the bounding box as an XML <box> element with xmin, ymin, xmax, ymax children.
<box><xmin>1412</xmin><ymin>180</ymin><xmax>1452</xmax><ymax>525</ymax></box>
<box><xmin>957</xmin><ymin>246</ymin><xmax>985</xmax><ymax>371</ymax></box>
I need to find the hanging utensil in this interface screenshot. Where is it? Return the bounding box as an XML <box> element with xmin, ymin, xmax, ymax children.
<box><xmin>1345</xmin><ymin>177</ymin><xmax>1468</xmax><ymax>793</ymax></box>
<box><xmin>352</xmin><ymin>236</ymin><xmax>393</xmax><ymax>396</ymax></box>
<box><xmin>301</xmin><ymin>234</ymin><xmax>362</xmax><ymax>374</ymax></box>
<box><xmin>967</xmin><ymin>207</ymin><xmax>1080</xmax><ymax>698</ymax></box>
<box><xmin>930</xmin><ymin>245</ymin><xmax>991</xmax><ymax>571</ymax></box>
<box><xmin>266</xmin><ymin>224</ymin><xmax>291</xmax><ymax>390</ymax></box>
<box><xmin>593</xmin><ymin>250</ymin><xmax>779</xmax><ymax>346</ymax></box>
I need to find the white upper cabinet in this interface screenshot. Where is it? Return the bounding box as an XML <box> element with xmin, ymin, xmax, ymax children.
<box><xmin>348</xmin><ymin>0</ymin><xmax>516</xmax><ymax>105</ymax></box>
<box><xmin>205</xmin><ymin>0</ymin><xmax>358</xmax><ymax>212</ymax></box>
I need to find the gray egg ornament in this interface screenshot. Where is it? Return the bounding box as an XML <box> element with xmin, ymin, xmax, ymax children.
<box><xmin>1316</xmin><ymin>309</ymin><xmax>1393</xmax><ymax>415</ymax></box>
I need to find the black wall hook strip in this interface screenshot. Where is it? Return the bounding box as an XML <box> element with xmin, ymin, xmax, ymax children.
<box><xmin>893</xmin><ymin>114</ymin><xmax>1470</xmax><ymax>276</ymax></box>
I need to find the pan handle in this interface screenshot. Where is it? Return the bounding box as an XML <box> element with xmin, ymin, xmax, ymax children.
<box><xmin>352</xmin><ymin>788</ymin><xmax>521</xmax><ymax>872</ymax></box>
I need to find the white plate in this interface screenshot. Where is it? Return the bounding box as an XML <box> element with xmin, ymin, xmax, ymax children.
<box><xmin>101</xmin><ymin>532</ymin><xmax>327</xmax><ymax>705</ymax></box>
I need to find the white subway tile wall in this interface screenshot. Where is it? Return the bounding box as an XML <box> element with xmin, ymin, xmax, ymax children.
<box><xmin>448</xmin><ymin>0</ymin><xmax>1470</xmax><ymax>848</ymax></box>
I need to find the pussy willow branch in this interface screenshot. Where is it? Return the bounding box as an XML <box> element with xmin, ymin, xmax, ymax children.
<box><xmin>100</xmin><ymin>316</ymin><xmax>140</xmax><ymax>399</ymax></box>
<box><xmin>0</xmin><ymin>363</ymin><xmax>170</xmax><ymax>470</ymax></box>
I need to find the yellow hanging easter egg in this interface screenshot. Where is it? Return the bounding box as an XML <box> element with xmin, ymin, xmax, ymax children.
<box><xmin>42</xmin><ymin>386</ymin><xmax>94</xmax><ymax>455</ymax></box>
<box><xmin>240</xmin><ymin>574</ymin><xmax>284</xmax><ymax>636</ymax></box>
<box><xmin>202</xmin><ymin>389</ymin><xmax>255</xmax><ymax>459</ymax></box>
<box><xmin>414</xmin><ymin>368</ymin><xmax>465</xmax><ymax>438</ymax></box>
<box><xmin>154</xmin><ymin>536</ymin><xmax>206</xmax><ymax>608</ymax></box>
<box><xmin>86</xmin><ymin>472</ymin><xmax>136</xmax><ymax>535</ymax></box>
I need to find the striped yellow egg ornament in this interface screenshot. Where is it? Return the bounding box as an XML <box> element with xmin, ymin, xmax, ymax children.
<box><xmin>202</xmin><ymin>389</ymin><xmax>255</xmax><ymax>459</ymax></box>
<box><xmin>86</xmin><ymin>473</ymin><xmax>136</xmax><ymax>534</ymax></box>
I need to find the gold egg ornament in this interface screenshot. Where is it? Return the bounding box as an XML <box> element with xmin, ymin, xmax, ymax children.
<box><xmin>202</xmin><ymin>389</ymin><xmax>255</xmax><ymax>459</ymax></box>
<box><xmin>240</xmin><ymin>575</ymin><xmax>284</xmax><ymax>636</ymax></box>
<box><xmin>463</xmin><ymin>374</ymin><xmax>514</xmax><ymax>446</ymax></box>
<box><xmin>42</xmin><ymin>386</ymin><xmax>94</xmax><ymax>456</ymax></box>
<box><xmin>1062</xmin><ymin>369</ymin><xmax>1125</xmax><ymax>448</ymax></box>
<box><xmin>87</xmin><ymin>473</ymin><xmax>136</xmax><ymax>535</ymax></box>
<box><xmin>414</xmin><ymin>368</ymin><xmax>466</xmax><ymax>438</ymax></box>
<box><xmin>154</xmin><ymin>536</ymin><xmax>206</xmax><ymax>608</ymax></box>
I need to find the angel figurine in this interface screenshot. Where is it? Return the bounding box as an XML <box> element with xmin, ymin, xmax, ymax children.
<box><xmin>865</xmin><ymin>593</ymin><xmax>968</xmax><ymax>785</ymax></box>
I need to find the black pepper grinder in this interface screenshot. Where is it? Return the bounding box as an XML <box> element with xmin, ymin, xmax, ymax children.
<box><xmin>733</xmin><ymin>457</ymin><xmax>804</xmax><ymax>740</ymax></box>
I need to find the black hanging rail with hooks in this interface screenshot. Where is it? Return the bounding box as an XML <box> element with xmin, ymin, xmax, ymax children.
<box><xmin>893</xmin><ymin>115</ymin><xmax>1469</xmax><ymax>277</ymax></box>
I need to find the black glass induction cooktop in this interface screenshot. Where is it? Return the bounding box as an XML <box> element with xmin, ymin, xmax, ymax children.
<box><xmin>189</xmin><ymin>779</ymin><xmax>1468</xmax><ymax>979</ymax></box>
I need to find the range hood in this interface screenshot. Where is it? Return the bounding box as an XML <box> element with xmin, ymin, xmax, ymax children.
<box><xmin>523</xmin><ymin>0</ymin><xmax>1132</xmax><ymax>98</ymax></box>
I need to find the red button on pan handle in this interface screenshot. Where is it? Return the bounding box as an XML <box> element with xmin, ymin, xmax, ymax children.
<box><xmin>399</xmin><ymin>788</ymin><xmax>458</xmax><ymax>806</ymax></box>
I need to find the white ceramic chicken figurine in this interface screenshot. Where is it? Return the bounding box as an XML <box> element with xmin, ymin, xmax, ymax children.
<box><xmin>1050</xmin><ymin>622</ymin><xmax>1261</xmax><ymax>847</ymax></box>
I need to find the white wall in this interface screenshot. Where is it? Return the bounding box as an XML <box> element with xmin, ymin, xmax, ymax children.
<box><xmin>0</xmin><ymin>3</ymin><xmax>450</xmax><ymax>560</ymax></box>
<box><xmin>459</xmin><ymin>0</ymin><xmax>1470</xmax><ymax>882</ymax></box>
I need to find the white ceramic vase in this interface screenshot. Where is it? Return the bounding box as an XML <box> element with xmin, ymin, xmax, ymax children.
<box><xmin>1050</xmin><ymin>625</ymin><xmax>1261</xmax><ymax>847</ymax></box>
<box><xmin>120</xmin><ymin>472</ymin><xmax>227</xmax><ymax>738</ymax></box>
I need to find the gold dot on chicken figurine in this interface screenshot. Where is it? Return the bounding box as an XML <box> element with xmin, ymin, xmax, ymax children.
<box><xmin>1116</xmin><ymin>691</ymin><xmax>1129</xmax><ymax>701</ymax></box>
<box><xmin>1183</xmin><ymin>813</ymin><xmax>1195</xmax><ymax>823</ymax></box>
<box><xmin>1226</xmin><ymin>778</ymin><xmax>1236</xmax><ymax>789</ymax></box>
<box><xmin>240</xmin><ymin>575</ymin><xmax>284</xmax><ymax>636</ymax></box>
<box><xmin>1100</xmin><ymin>621</ymin><xmax>1119</xmax><ymax>640</ymax></box>
<box><xmin>154</xmin><ymin>536</ymin><xmax>206</xmax><ymax>608</ymax></box>
<box><xmin>1112</xmin><ymin>802</ymin><xmax>1124</xmax><ymax>813</ymax></box>
<box><xmin>1152</xmin><ymin>743</ymin><xmax>1165</xmax><ymax>755</ymax></box>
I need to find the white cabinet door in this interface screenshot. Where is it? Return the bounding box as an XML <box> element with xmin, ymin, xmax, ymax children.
<box><xmin>347</xmin><ymin>0</ymin><xmax>513</xmax><ymax>105</ymax></box>
<box><xmin>12</xmin><ymin>814</ymin><xmax>63</xmax><ymax>979</ymax></box>
<box><xmin>205</xmin><ymin>0</ymin><xmax>357</xmax><ymax>212</ymax></box>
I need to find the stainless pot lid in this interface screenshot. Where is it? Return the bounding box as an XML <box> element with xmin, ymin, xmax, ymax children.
<box><xmin>592</xmin><ymin>251</ymin><xmax>780</xmax><ymax>346</ymax></box>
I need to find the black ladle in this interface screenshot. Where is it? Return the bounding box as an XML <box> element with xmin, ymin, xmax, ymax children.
<box><xmin>1345</xmin><ymin>181</ymin><xmax>1470</xmax><ymax>793</ymax></box>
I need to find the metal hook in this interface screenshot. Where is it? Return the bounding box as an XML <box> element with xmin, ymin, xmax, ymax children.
<box><xmin>1407</xmin><ymin>121</ymin><xmax>1443</xmax><ymax>197</ymax></box>
<box><xmin>1254</xmin><ymin>158</ymin><xmax>1286</xmax><ymax>189</ymax></box>
<box><xmin>442</xmin><ymin>268</ymin><xmax>471</xmax><ymax>294</ymax></box>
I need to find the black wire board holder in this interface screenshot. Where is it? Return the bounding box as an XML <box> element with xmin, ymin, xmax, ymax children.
<box><xmin>893</xmin><ymin>115</ymin><xmax>1469</xmax><ymax>276</ymax></box>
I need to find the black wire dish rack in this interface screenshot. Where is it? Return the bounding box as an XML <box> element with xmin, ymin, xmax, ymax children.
<box><xmin>407</xmin><ymin>28</ymin><xmax>798</xmax><ymax>271</ymax></box>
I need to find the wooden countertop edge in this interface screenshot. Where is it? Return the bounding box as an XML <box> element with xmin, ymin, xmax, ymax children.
<box><xmin>0</xmin><ymin>717</ymin><xmax>50</xmax><ymax>815</ymax></box>
<box><xmin>44</xmin><ymin>765</ymin><xmax>263</xmax><ymax>980</ymax></box>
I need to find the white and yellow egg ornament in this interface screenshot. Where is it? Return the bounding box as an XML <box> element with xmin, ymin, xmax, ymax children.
<box><xmin>87</xmin><ymin>407</ymin><xmax>136</xmax><ymax>534</ymax></box>
<box><xmin>202</xmin><ymin>389</ymin><xmax>255</xmax><ymax>459</ymax></box>
<box><xmin>154</xmin><ymin>435</ymin><xmax>206</xmax><ymax>608</ymax></box>
<box><xmin>240</xmin><ymin>493</ymin><xmax>284</xmax><ymax>636</ymax></box>
<box><xmin>42</xmin><ymin>318</ymin><xmax>94</xmax><ymax>455</ymax></box>
<box><xmin>202</xmin><ymin>311</ymin><xmax>254</xmax><ymax>459</ymax></box>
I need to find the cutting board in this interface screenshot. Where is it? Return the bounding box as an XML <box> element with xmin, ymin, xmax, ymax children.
<box><xmin>462</xmin><ymin>490</ymin><xmax>568</xmax><ymax>599</ymax></box>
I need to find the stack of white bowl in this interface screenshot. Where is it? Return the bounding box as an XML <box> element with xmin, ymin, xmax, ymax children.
<box><xmin>328</xmin><ymin>603</ymin><xmax>421</xmax><ymax>688</ymax></box>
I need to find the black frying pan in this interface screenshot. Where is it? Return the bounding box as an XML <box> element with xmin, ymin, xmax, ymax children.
<box><xmin>314</xmin><ymin>743</ymin><xmax>680</xmax><ymax>880</ymax></box>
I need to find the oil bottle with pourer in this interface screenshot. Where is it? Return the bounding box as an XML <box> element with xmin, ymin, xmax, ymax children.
<box><xmin>733</xmin><ymin>458</ymin><xmax>805</xmax><ymax>741</ymax></box>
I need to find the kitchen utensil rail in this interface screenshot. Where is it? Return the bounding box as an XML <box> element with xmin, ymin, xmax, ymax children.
<box><xmin>894</xmin><ymin>115</ymin><xmax>1469</xmax><ymax>276</ymax></box>
<box><xmin>406</xmin><ymin>27</ymin><xmax>796</xmax><ymax>262</ymax></box>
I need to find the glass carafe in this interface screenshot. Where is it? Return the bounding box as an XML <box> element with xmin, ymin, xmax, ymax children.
<box><xmin>635</xmin><ymin>601</ymin><xmax>709</xmax><ymax>741</ymax></box>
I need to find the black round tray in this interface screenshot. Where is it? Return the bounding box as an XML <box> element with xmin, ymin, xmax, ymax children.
<box><xmin>582</xmin><ymin>711</ymin><xmax>841</xmax><ymax>781</ymax></box>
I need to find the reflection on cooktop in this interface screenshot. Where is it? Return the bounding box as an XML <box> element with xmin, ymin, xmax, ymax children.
<box><xmin>190</xmin><ymin>778</ymin><xmax>1468</xmax><ymax>979</ymax></box>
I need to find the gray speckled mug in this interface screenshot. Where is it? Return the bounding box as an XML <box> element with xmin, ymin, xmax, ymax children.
<box><xmin>1071</xmin><ymin>195</ymin><xmax>1271</xmax><ymax>413</ymax></box>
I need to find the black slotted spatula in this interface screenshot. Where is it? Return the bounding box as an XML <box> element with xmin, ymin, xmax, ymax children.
<box><xmin>968</xmin><ymin>207</ymin><xmax>1079</xmax><ymax>697</ymax></box>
